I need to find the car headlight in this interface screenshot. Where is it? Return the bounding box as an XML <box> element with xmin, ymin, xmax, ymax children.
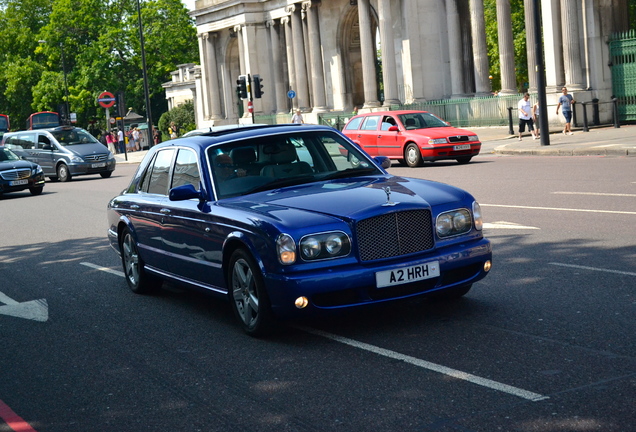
<box><xmin>300</xmin><ymin>231</ymin><xmax>351</xmax><ymax>261</ymax></box>
<box><xmin>277</xmin><ymin>234</ymin><xmax>296</xmax><ymax>265</ymax></box>
<box><xmin>33</xmin><ymin>166</ymin><xmax>43</xmax><ymax>174</ymax></box>
<box><xmin>467</xmin><ymin>135</ymin><xmax>479</xmax><ymax>141</ymax></box>
<box><xmin>436</xmin><ymin>209</ymin><xmax>472</xmax><ymax>238</ymax></box>
<box><xmin>473</xmin><ymin>201</ymin><xmax>483</xmax><ymax>231</ymax></box>
<box><xmin>428</xmin><ymin>138</ymin><xmax>447</xmax><ymax>145</ymax></box>
<box><xmin>71</xmin><ymin>155</ymin><xmax>84</xmax><ymax>163</ymax></box>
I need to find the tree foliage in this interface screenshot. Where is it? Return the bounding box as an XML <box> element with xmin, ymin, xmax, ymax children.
<box><xmin>0</xmin><ymin>0</ymin><xmax>198</xmax><ymax>130</ymax></box>
<box><xmin>484</xmin><ymin>0</ymin><xmax>528</xmax><ymax>93</ymax></box>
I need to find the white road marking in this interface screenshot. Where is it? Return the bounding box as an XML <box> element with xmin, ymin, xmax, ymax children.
<box><xmin>0</xmin><ymin>291</ymin><xmax>48</xmax><ymax>322</ymax></box>
<box><xmin>482</xmin><ymin>204</ymin><xmax>636</xmax><ymax>215</ymax></box>
<box><xmin>81</xmin><ymin>262</ymin><xmax>124</xmax><ymax>277</ymax></box>
<box><xmin>552</xmin><ymin>191</ymin><xmax>636</xmax><ymax>198</ymax></box>
<box><xmin>549</xmin><ymin>262</ymin><xmax>636</xmax><ymax>277</ymax></box>
<box><xmin>298</xmin><ymin>326</ymin><xmax>549</xmax><ymax>402</ymax></box>
<box><xmin>484</xmin><ymin>221</ymin><xmax>539</xmax><ymax>230</ymax></box>
<box><xmin>82</xmin><ymin>261</ymin><xmax>549</xmax><ymax>402</ymax></box>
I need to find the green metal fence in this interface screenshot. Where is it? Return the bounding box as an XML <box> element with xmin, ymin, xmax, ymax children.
<box><xmin>609</xmin><ymin>30</ymin><xmax>636</xmax><ymax>122</ymax></box>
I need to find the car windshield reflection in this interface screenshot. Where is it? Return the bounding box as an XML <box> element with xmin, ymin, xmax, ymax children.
<box><xmin>207</xmin><ymin>130</ymin><xmax>382</xmax><ymax>199</ymax></box>
<box><xmin>398</xmin><ymin>112</ymin><xmax>450</xmax><ymax>130</ymax></box>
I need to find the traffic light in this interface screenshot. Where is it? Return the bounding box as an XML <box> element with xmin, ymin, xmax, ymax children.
<box><xmin>253</xmin><ymin>74</ymin><xmax>264</xmax><ymax>99</ymax></box>
<box><xmin>115</xmin><ymin>91</ymin><xmax>126</xmax><ymax>117</ymax></box>
<box><xmin>236</xmin><ymin>75</ymin><xmax>248</xmax><ymax>100</ymax></box>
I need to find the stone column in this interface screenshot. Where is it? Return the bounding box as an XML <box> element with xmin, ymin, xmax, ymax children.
<box><xmin>267</xmin><ymin>20</ymin><xmax>288</xmax><ymax>114</ymax></box>
<box><xmin>470</xmin><ymin>0</ymin><xmax>491</xmax><ymax>96</ymax></box>
<box><xmin>560</xmin><ymin>0</ymin><xmax>585</xmax><ymax>89</ymax></box>
<box><xmin>234</xmin><ymin>25</ymin><xmax>246</xmax><ymax>74</ymax></box>
<box><xmin>205</xmin><ymin>32</ymin><xmax>223</xmax><ymax>120</ymax></box>
<box><xmin>445</xmin><ymin>0</ymin><xmax>465</xmax><ymax>97</ymax></box>
<box><xmin>377</xmin><ymin>0</ymin><xmax>399</xmax><ymax>106</ymax></box>
<box><xmin>541</xmin><ymin>0</ymin><xmax>565</xmax><ymax>91</ymax></box>
<box><xmin>287</xmin><ymin>5</ymin><xmax>310</xmax><ymax>110</ymax></box>
<box><xmin>524</xmin><ymin>0</ymin><xmax>537</xmax><ymax>92</ymax></box>
<box><xmin>197</xmin><ymin>34</ymin><xmax>210</xmax><ymax>120</ymax></box>
<box><xmin>281</xmin><ymin>16</ymin><xmax>297</xmax><ymax>110</ymax></box>
<box><xmin>497</xmin><ymin>0</ymin><xmax>517</xmax><ymax>94</ymax></box>
<box><xmin>357</xmin><ymin>0</ymin><xmax>380</xmax><ymax>107</ymax></box>
<box><xmin>303</xmin><ymin>1</ymin><xmax>327</xmax><ymax>111</ymax></box>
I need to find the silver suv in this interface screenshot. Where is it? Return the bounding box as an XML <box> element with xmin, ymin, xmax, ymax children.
<box><xmin>1</xmin><ymin>126</ymin><xmax>116</xmax><ymax>182</ymax></box>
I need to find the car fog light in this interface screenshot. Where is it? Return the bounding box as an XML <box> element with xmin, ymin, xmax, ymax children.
<box><xmin>295</xmin><ymin>296</ymin><xmax>309</xmax><ymax>309</ymax></box>
<box><xmin>484</xmin><ymin>260</ymin><xmax>492</xmax><ymax>272</ymax></box>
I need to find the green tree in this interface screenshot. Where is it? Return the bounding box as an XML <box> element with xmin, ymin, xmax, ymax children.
<box><xmin>484</xmin><ymin>0</ymin><xmax>528</xmax><ymax>93</ymax></box>
<box><xmin>0</xmin><ymin>0</ymin><xmax>197</xmax><ymax>130</ymax></box>
<box><xmin>158</xmin><ymin>99</ymin><xmax>195</xmax><ymax>139</ymax></box>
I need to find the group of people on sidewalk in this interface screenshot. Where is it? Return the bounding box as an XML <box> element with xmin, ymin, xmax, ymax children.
<box><xmin>100</xmin><ymin>127</ymin><xmax>147</xmax><ymax>154</ymax></box>
<box><xmin>517</xmin><ymin>87</ymin><xmax>575</xmax><ymax>140</ymax></box>
<box><xmin>517</xmin><ymin>87</ymin><xmax>576</xmax><ymax>141</ymax></box>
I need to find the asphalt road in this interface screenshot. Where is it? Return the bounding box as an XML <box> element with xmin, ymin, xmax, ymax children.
<box><xmin>1</xmin><ymin>153</ymin><xmax>635</xmax><ymax>432</ymax></box>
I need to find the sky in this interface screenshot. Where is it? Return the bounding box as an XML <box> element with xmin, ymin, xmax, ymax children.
<box><xmin>183</xmin><ymin>0</ymin><xmax>195</xmax><ymax>11</ymax></box>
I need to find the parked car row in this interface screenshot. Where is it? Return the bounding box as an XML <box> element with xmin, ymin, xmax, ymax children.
<box><xmin>0</xmin><ymin>126</ymin><xmax>116</xmax><ymax>196</ymax></box>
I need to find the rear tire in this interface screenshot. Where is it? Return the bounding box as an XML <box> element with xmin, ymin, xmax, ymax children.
<box><xmin>404</xmin><ymin>143</ymin><xmax>423</xmax><ymax>167</ymax></box>
<box><xmin>120</xmin><ymin>228</ymin><xmax>159</xmax><ymax>294</ymax></box>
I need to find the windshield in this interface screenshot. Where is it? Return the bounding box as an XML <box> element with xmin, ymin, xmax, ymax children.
<box><xmin>51</xmin><ymin>128</ymin><xmax>99</xmax><ymax>146</ymax></box>
<box><xmin>207</xmin><ymin>130</ymin><xmax>383</xmax><ymax>199</ymax></box>
<box><xmin>0</xmin><ymin>116</ymin><xmax>8</xmax><ymax>132</ymax></box>
<box><xmin>30</xmin><ymin>113</ymin><xmax>60</xmax><ymax>129</ymax></box>
<box><xmin>0</xmin><ymin>147</ymin><xmax>20</xmax><ymax>162</ymax></box>
<box><xmin>398</xmin><ymin>112</ymin><xmax>449</xmax><ymax>130</ymax></box>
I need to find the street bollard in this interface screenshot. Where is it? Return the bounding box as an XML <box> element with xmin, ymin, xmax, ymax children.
<box><xmin>612</xmin><ymin>98</ymin><xmax>620</xmax><ymax>128</ymax></box>
<box><xmin>592</xmin><ymin>98</ymin><xmax>600</xmax><ymax>125</ymax></box>
<box><xmin>582</xmin><ymin>102</ymin><xmax>589</xmax><ymax>132</ymax></box>
<box><xmin>507</xmin><ymin>107</ymin><xmax>514</xmax><ymax>135</ymax></box>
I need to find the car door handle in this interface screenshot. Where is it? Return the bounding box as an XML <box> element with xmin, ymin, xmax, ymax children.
<box><xmin>130</xmin><ymin>204</ymin><xmax>140</xmax><ymax>210</ymax></box>
<box><xmin>160</xmin><ymin>208</ymin><xmax>171</xmax><ymax>214</ymax></box>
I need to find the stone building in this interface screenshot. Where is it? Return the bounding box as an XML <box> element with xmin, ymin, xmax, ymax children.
<box><xmin>169</xmin><ymin>0</ymin><xmax>630</xmax><ymax>128</ymax></box>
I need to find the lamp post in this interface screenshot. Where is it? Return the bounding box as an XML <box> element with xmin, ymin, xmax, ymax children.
<box><xmin>39</xmin><ymin>39</ymin><xmax>70</xmax><ymax>125</ymax></box>
<box><xmin>136</xmin><ymin>0</ymin><xmax>154</xmax><ymax>148</ymax></box>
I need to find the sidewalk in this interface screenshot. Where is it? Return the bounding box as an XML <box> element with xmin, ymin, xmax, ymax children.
<box><xmin>115</xmin><ymin>123</ymin><xmax>636</xmax><ymax>165</ymax></box>
<box><xmin>473</xmin><ymin>124</ymin><xmax>636</xmax><ymax>157</ymax></box>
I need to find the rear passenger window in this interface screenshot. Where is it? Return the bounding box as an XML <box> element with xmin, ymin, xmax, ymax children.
<box><xmin>361</xmin><ymin>116</ymin><xmax>381</xmax><ymax>131</ymax></box>
<box><xmin>172</xmin><ymin>149</ymin><xmax>200</xmax><ymax>190</ymax></box>
<box><xmin>145</xmin><ymin>149</ymin><xmax>175</xmax><ymax>195</ymax></box>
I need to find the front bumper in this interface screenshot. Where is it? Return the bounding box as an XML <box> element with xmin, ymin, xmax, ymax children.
<box><xmin>421</xmin><ymin>143</ymin><xmax>481</xmax><ymax>161</ymax></box>
<box><xmin>69</xmin><ymin>159</ymin><xmax>116</xmax><ymax>175</ymax></box>
<box><xmin>264</xmin><ymin>237</ymin><xmax>492</xmax><ymax>318</ymax></box>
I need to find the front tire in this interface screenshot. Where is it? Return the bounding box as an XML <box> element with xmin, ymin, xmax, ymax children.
<box><xmin>120</xmin><ymin>228</ymin><xmax>159</xmax><ymax>294</ymax></box>
<box><xmin>456</xmin><ymin>157</ymin><xmax>473</xmax><ymax>165</ymax></box>
<box><xmin>29</xmin><ymin>186</ymin><xmax>43</xmax><ymax>196</ymax></box>
<box><xmin>404</xmin><ymin>143</ymin><xmax>423</xmax><ymax>167</ymax></box>
<box><xmin>100</xmin><ymin>171</ymin><xmax>113</xmax><ymax>178</ymax></box>
<box><xmin>57</xmin><ymin>163</ymin><xmax>71</xmax><ymax>182</ymax></box>
<box><xmin>228</xmin><ymin>249</ymin><xmax>275</xmax><ymax>337</ymax></box>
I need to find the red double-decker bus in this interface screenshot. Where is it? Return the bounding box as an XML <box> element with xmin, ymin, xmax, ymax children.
<box><xmin>27</xmin><ymin>111</ymin><xmax>61</xmax><ymax>130</ymax></box>
<box><xmin>0</xmin><ymin>114</ymin><xmax>9</xmax><ymax>133</ymax></box>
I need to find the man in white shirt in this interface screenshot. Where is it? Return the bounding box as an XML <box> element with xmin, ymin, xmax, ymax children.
<box><xmin>517</xmin><ymin>93</ymin><xmax>537</xmax><ymax>141</ymax></box>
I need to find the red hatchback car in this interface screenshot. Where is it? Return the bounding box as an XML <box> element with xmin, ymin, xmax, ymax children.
<box><xmin>342</xmin><ymin>110</ymin><xmax>481</xmax><ymax>167</ymax></box>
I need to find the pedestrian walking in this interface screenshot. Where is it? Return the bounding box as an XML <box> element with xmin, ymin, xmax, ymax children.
<box><xmin>106</xmin><ymin>130</ymin><xmax>117</xmax><ymax>154</ymax></box>
<box><xmin>117</xmin><ymin>128</ymin><xmax>125</xmax><ymax>154</ymax></box>
<box><xmin>532</xmin><ymin>101</ymin><xmax>541</xmax><ymax>138</ymax></box>
<box><xmin>556</xmin><ymin>87</ymin><xmax>575</xmax><ymax>135</ymax></box>
<box><xmin>291</xmin><ymin>109</ymin><xmax>304</xmax><ymax>124</ymax></box>
<box><xmin>517</xmin><ymin>93</ymin><xmax>537</xmax><ymax>141</ymax></box>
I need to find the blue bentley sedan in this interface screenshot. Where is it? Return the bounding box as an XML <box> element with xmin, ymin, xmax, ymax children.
<box><xmin>107</xmin><ymin>124</ymin><xmax>492</xmax><ymax>336</ymax></box>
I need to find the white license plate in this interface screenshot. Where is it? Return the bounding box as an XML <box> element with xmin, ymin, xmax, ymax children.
<box><xmin>453</xmin><ymin>144</ymin><xmax>471</xmax><ymax>151</ymax></box>
<box><xmin>376</xmin><ymin>261</ymin><xmax>440</xmax><ymax>288</ymax></box>
<box><xmin>9</xmin><ymin>179</ymin><xmax>28</xmax><ymax>186</ymax></box>
<box><xmin>91</xmin><ymin>162</ymin><xmax>106</xmax><ymax>168</ymax></box>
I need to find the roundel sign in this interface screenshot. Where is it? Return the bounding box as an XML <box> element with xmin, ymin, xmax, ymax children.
<box><xmin>98</xmin><ymin>91</ymin><xmax>116</xmax><ymax>109</ymax></box>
